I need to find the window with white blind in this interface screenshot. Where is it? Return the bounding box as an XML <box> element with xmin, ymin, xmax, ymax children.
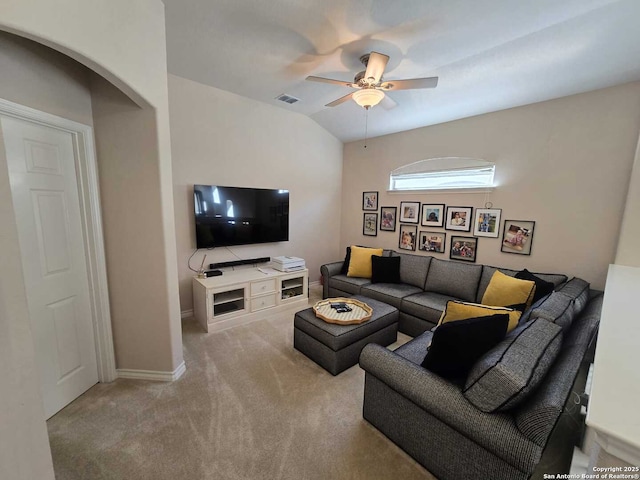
<box><xmin>389</xmin><ymin>158</ymin><xmax>495</xmax><ymax>192</ymax></box>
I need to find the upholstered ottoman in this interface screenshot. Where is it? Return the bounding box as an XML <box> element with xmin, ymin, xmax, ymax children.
<box><xmin>294</xmin><ymin>295</ymin><xmax>399</xmax><ymax>375</ymax></box>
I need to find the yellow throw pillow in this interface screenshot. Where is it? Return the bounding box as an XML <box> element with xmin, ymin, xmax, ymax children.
<box><xmin>438</xmin><ymin>300</ymin><xmax>521</xmax><ymax>332</ymax></box>
<box><xmin>481</xmin><ymin>270</ymin><xmax>536</xmax><ymax>312</ymax></box>
<box><xmin>347</xmin><ymin>246</ymin><xmax>384</xmax><ymax>279</ymax></box>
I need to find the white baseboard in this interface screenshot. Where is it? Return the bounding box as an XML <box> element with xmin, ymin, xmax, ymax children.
<box><xmin>117</xmin><ymin>361</ymin><xmax>186</xmax><ymax>382</ymax></box>
<box><xmin>309</xmin><ymin>280</ymin><xmax>321</xmax><ymax>287</ymax></box>
<box><xmin>181</xmin><ymin>309</ymin><xmax>194</xmax><ymax>319</ymax></box>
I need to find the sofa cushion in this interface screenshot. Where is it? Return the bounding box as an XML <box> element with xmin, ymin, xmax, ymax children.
<box><xmin>347</xmin><ymin>246</ymin><xmax>383</xmax><ymax>278</ymax></box>
<box><xmin>401</xmin><ymin>292</ymin><xmax>458</xmax><ymax>325</ymax></box>
<box><xmin>391</xmin><ymin>252</ymin><xmax>432</xmax><ymax>289</ymax></box>
<box><xmin>555</xmin><ymin>277</ymin><xmax>590</xmax><ymax>313</ymax></box>
<box><xmin>515</xmin><ymin>269</ymin><xmax>555</xmax><ymax>304</ymax></box>
<box><xmin>529</xmin><ymin>277</ymin><xmax>590</xmax><ymax>332</ymax></box>
<box><xmin>463</xmin><ymin>318</ymin><xmax>563</xmax><ymax>412</ymax></box>
<box><xmin>421</xmin><ymin>314</ymin><xmax>510</xmax><ymax>379</ymax></box>
<box><xmin>371</xmin><ymin>255</ymin><xmax>401</xmax><ymax>284</ymax></box>
<box><xmin>394</xmin><ymin>330</ymin><xmax>434</xmax><ymax>363</ymax></box>
<box><xmin>528</xmin><ymin>292</ymin><xmax>574</xmax><ymax>331</ymax></box>
<box><xmin>439</xmin><ymin>300</ymin><xmax>521</xmax><ymax>332</ymax></box>
<box><xmin>476</xmin><ymin>266</ymin><xmax>568</xmax><ymax>303</ymax></box>
<box><xmin>360</xmin><ymin>283</ymin><xmax>423</xmax><ymax>309</ymax></box>
<box><xmin>530</xmin><ymin>278</ymin><xmax>589</xmax><ymax>331</ymax></box>
<box><xmin>424</xmin><ymin>258</ymin><xmax>483</xmax><ymax>302</ymax></box>
<box><xmin>514</xmin><ymin>295</ymin><xmax>602</xmax><ymax>445</ymax></box>
<box><xmin>481</xmin><ymin>270</ymin><xmax>536</xmax><ymax>312</ymax></box>
<box><xmin>329</xmin><ymin>274</ymin><xmax>371</xmax><ymax>295</ymax></box>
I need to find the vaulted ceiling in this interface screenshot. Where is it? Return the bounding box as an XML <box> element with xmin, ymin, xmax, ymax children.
<box><xmin>163</xmin><ymin>0</ymin><xmax>640</xmax><ymax>142</ymax></box>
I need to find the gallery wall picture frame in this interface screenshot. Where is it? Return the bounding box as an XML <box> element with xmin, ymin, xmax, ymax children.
<box><xmin>450</xmin><ymin>235</ymin><xmax>478</xmax><ymax>262</ymax></box>
<box><xmin>419</xmin><ymin>231</ymin><xmax>446</xmax><ymax>253</ymax></box>
<box><xmin>501</xmin><ymin>220</ymin><xmax>535</xmax><ymax>255</ymax></box>
<box><xmin>363</xmin><ymin>213</ymin><xmax>378</xmax><ymax>236</ymax></box>
<box><xmin>363</xmin><ymin>191</ymin><xmax>378</xmax><ymax>211</ymax></box>
<box><xmin>421</xmin><ymin>204</ymin><xmax>445</xmax><ymax>227</ymax></box>
<box><xmin>379</xmin><ymin>206</ymin><xmax>397</xmax><ymax>232</ymax></box>
<box><xmin>473</xmin><ymin>208</ymin><xmax>502</xmax><ymax>238</ymax></box>
<box><xmin>399</xmin><ymin>201</ymin><xmax>420</xmax><ymax>223</ymax></box>
<box><xmin>445</xmin><ymin>206</ymin><xmax>473</xmax><ymax>232</ymax></box>
<box><xmin>398</xmin><ymin>224</ymin><xmax>417</xmax><ymax>251</ymax></box>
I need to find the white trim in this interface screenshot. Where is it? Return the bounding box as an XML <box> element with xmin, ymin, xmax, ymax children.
<box><xmin>308</xmin><ymin>280</ymin><xmax>321</xmax><ymax>287</ymax></box>
<box><xmin>389</xmin><ymin>157</ymin><xmax>496</xmax><ymax>192</ymax></box>
<box><xmin>387</xmin><ymin>187</ymin><xmax>495</xmax><ymax>195</ymax></box>
<box><xmin>592</xmin><ymin>429</ymin><xmax>640</xmax><ymax>467</ymax></box>
<box><xmin>0</xmin><ymin>98</ymin><xmax>117</xmax><ymax>383</ymax></box>
<box><xmin>181</xmin><ymin>309</ymin><xmax>194</xmax><ymax>319</ymax></box>
<box><xmin>118</xmin><ymin>361</ymin><xmax>186</xmax><ymax>382</ymax></box>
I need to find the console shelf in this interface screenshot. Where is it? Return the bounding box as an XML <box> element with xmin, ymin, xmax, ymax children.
<box><xmin>193</xmin><ymin>268</ymin><xmax>309</xmax><ymax>333</ymax></box>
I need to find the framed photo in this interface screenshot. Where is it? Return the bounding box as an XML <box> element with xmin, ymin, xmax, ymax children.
<box><xmin>421</xmin><ymin>204</ymin><xmax>445</xmax><ymax>227</ymax></box>
<box><xmin>445</xmin><ymin>206</ymin><xmax>473</xmax><ymax>232</ymax></box>
<box><xmin>501</xmin><ymin>220</ymin><xmax>535</xmax><ymax>255</ymax></box>
<box><xmin>398</xmin><ymin>224</ymin><xmax>417</xmax><ymax>251</ymax></box>
<box><xmin>419</xmin><ymin>231</ymin><xmax>446</xmax><ymax>253</ymax></box>
<box><xmin>399</xmin><ymin>201</ymin><xmax>420</xmax><ymax>223</ymax></box>
<box><xmin>363</xmin><ymin>213</ymin><xmax>378</xmax><ymax>236</ymax></box>
<box><xmin>363</xmin><ymin>191</ymin><xmax>378</xmax><ymax>211</ymax></box>
<box><xmin>450</xmin><ymin>236</ymin><xmax>478</xmax><ymax>262</ymax></box>
<box><xmin>473</xmin><ymin>208</ymin><xmax>502</xmax><ymax>238</ymax></box>
<box><xmin>379</xmin><ymin>206</ymin><xmax>397</xmax><ymax>232</ymax></box>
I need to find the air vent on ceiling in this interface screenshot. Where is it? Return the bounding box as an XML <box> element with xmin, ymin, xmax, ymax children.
<box><xmin>275</xmin><ymin>93</ymin><xmax>300</xmax><ymax>104</ymax></box>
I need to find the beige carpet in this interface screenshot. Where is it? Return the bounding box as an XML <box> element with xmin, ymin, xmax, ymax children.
<box><xmin>47</xmin><ymin>288</ymin><xmax>436</xmax><ymax>480</ymax></box>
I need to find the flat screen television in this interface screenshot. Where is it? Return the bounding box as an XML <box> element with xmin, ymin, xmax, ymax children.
<box><xmin>193</xmin><ymin>185</ymin><xmax>289</xmax><ymax>248</ymax></box>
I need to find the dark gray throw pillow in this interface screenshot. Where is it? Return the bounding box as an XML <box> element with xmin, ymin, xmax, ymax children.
<box><xmin>421</xmin><ymin>314</ymin><xmax>509</xmax><ymax>379</ymax></box>
<box><xmin>340</xmin><ymin>246</ymin><xmax>352</xmax><ymax>274</ymax></box>
<box><xmin>371</xmin><ymin>255</ymin><xmax>401</xmax><ymax>284</ymax></box>
<box><xmin>515</xmin><ymin>269</ymin><xmax>554</xmax><ymax>304</ymax></box>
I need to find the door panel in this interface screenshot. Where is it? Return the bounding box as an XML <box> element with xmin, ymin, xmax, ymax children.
<box><xmin>2</xmin><ymin>115</ymin><xmax>98</xmax><ymax>418</ymax></box>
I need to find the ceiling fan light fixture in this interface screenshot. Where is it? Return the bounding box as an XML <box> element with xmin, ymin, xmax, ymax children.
<box><xmin>352</xmin><ymin>88</ymin><xmax>385</xmax><ymax>109</ymax></box>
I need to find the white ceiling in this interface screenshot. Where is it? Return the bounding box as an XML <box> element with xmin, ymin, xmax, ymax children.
<box><xmin>162</xmin><ymin>0</ymin><xmax>640</xmax><ymax>143</ymax></box>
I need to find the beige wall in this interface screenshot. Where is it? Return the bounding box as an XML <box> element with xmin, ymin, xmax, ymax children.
<box><xmin>168</xmin><ymin>75</ymin><xmax>343</xmax><ymax>312</ymax></box>
<box><xmin>343</xmin><ymin>82</ymin><xmax>640</xmax><ymax>290</ymax></box>
<box><xmin>90</xmin><ymin>75</ymin><xmax>179</xmax><ymax>371</ymax></box>
<box><xmin>0</xmin><ymin>32</ymin><xmax>93</xmax><ymax>124</ymax></box>
<box><xmin>0</xmin><ymin>2</ymin><xmax>180</xmax><ymax>478</ymax></box>
<box><xmin>0</xmin><ymin>0</ymin><xmax>183</xmax><ymax>374</ymax></box>
<box><xmin>616</xmin><ymin>135</ymin><xmax>640</xmax><ymax>266</ymax></box>
<box><xmin>0</xmin><ymin>31</ymin><xmax>95</xmax><ymax>480</ymax></box>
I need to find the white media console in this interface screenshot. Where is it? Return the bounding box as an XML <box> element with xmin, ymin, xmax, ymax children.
<box><xmin>192</xmin><ymin>267</ymin><xmax>309</xmax><ymax>333</ymax></box>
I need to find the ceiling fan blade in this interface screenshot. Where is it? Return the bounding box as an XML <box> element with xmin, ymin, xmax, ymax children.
<box><xmin>326</xmin><ymin>92</ymin><xmax>354</xmax><ymax>107</ymax></box>
<box><xmin>306</xmin><ymin>76</ymin><xmax>355</xmax><ymax>88</ymax></box>
<box><xmin>364</xmin><ymin>51</ymin><xmax>389</xmax><ymax>85</ymax></box>
<box><xmin>381</xmin><ymin>94</ymin><xmax>397</xmax><ymax>110</ymax></box>
<box><xmin>379</xmin><ymin>77</ymin><xmax>439</xmax><ymax>91</ymax></box>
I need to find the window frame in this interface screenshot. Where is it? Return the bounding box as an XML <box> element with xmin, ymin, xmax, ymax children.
<box><xmin>389</xmin><ymin>157</ymin><xmax>496</xmax><ymax>194</ymax></box>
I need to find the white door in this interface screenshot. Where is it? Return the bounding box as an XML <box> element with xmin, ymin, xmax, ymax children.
<box><xmin>2</xmin><ymin>115</ymin><xmax>99</xmax><ymax>419</ymax></box>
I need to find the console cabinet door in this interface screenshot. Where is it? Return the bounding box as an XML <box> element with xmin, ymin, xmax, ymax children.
<box><xmin>210</xmin><ymin>283</ymin><xmax>249</xmax><ymax>321</ymax></box>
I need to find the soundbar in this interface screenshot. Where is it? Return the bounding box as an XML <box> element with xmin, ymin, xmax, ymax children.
<box><xmin>209</xmin><ymin>256</ymin><xmax>271</xmax><ymax>269</ymax></box>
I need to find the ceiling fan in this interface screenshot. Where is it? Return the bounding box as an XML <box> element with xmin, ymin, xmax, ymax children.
<box><xmin>306</xmin><ymin>51</ymin><xmax>438</xmax><ymax>110</ymax></box>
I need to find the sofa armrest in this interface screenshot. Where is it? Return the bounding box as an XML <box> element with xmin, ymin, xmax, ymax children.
<box><xmin>359</xmin><ymin>344</ymin><xmax>538</xmax><ymax>471</ymax></box>
<box><xmin>320</xmin><ymin>261</ymin><xmax>344</xmax><ymax>298</ymax></box>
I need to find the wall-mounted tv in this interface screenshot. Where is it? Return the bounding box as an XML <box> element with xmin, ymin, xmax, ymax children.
<box><xmin>193</xmin><ymin>185</ymin><xmax>289</xmax><ymax>248</ymax></box>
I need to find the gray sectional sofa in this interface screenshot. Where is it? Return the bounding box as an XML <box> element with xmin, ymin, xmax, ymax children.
<box><xmin>321</xmin><ymin>250</ymin><xmax>568</xmax><ymax>336</ymax></box>
<box><xmin>320</xmin><ymin>250</ymin><xmax>602</xmax><ymax>480</ymax></box>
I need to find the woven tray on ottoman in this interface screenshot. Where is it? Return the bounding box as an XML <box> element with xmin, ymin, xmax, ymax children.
<box><xmin>293</xmin><ymin>295</ymin><xmax>399</xmax><ymax>375</ymax></box>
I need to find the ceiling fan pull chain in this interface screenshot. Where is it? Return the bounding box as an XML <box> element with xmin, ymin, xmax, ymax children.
<box><xmin>364</xmin><ymin>109</ymin><xmax>369</xmax><ymax>149</ymax></box>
